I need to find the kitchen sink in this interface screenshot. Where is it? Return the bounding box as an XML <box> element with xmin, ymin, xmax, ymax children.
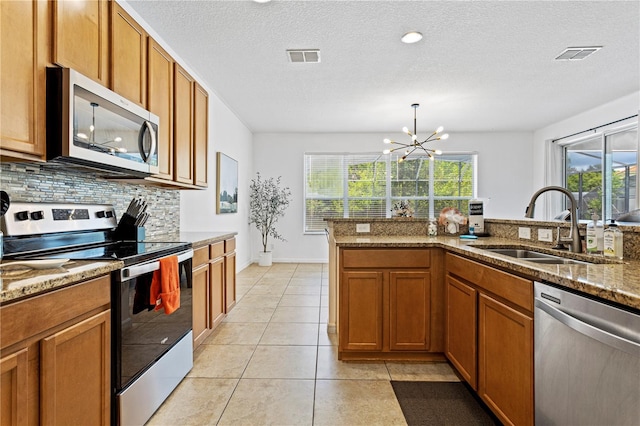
<box><xmin>484</xmin><ymin>249</ymin><xmax>559</xmax><ymax>259</ymax></box>
<box><xmin>524</xmin><ymin>257</ymin><xmax>590</xmax><ymax>265</ymax></box>
<box><xmin>480</xmin><ymin>248</ymin><xmax>591</xmax><ymax>265</ymax></box>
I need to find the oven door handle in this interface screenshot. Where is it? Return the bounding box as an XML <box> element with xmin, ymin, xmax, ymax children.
<box><xmin>120</xmin><ymin>249</ymin><xmax>193</xmax><ymax>281</ymax></box>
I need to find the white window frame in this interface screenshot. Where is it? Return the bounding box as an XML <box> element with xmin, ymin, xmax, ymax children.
<box><xmin>303</xmin><ymin>152</ymin><xmax>477</xmax><ymax>233</ymax></box>
<box><xmin>557</xmin><ymin>120</ymin><xmax>638</xmax><ymax>221</ymax></box>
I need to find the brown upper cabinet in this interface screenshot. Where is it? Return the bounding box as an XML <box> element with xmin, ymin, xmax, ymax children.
<box><xmin>3</xmin><ymin>0</ymin><xmax>209</xmax><ymax>188</ymax></box>
<box><xmin>52</xmin><ymin>0</ymin><xmax>110</xmax><ymax>85</ymax></box>
<box><xmin>194</xmin><ymin>82</ymin><xmax>209</xmax><ymax>187</ymax></box>
<box><xmin>0</xmin><ymin>0</ymin><xmax>49</xmax><ymax>161</ymax></box>
<box><xmin>110</xmin><ymin>2</ymin><xmax>147</xmax><ymax>107</ymax></box>
<box><xmin>147</xmin><ymin>39</ymin><xmax>175</xmax><ymax>180</ymax></box>
<box><xmin>173</xmin><ymin>64</ymin><xmax>195</xmax><ymax>185</ymax></box>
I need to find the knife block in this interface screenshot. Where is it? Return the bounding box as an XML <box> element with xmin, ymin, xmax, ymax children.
<box><xmin>116</xmin><ymin>213</ymin><xmax>146</xmax><ymax>241</ymax></box>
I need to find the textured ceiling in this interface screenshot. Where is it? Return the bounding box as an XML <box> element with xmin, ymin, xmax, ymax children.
<box><xmin>126</xmin><ymin>0</ymin><xmax>639</xmax><ymax>134</ymax></box>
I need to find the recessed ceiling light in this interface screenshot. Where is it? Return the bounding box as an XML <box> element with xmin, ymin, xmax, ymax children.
<box><xmin>555</xmin><ymin>46</ymin><xmax>602</xmax><ymax>61</ymax></box>
<box><xmin>401</xmin><ymin>31</ymin><xmax>423</xmax><ymax>44</ymax></box>
<box><xmin>253</xmin><ymin>0</ymin><xmax>271</xmax><ymax>3</ymax></box>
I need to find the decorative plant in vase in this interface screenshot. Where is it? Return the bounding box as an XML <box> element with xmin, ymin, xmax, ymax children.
<box><xmin>248</xmin><ymin>172</ymin><xmax>292</xmax><ymax>266</ymax></box>
<box><xmin>392</xmin><ymin>199</ymin><xmax>414</xmax><ymax>217</ymax></box>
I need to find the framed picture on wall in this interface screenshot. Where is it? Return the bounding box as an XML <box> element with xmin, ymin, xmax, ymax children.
<box><xmin>216</xmin><ymin>152</ymin><xmax>238</xmax><ymax>214</ymax></box>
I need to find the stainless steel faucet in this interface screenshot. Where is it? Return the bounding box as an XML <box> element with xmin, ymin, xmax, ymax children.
<box><xmin>525</xmin><ymin>186</ymin><xmax>582</xmax><ymax>253</ymax></box>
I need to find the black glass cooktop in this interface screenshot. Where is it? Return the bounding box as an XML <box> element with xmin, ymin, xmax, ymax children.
<box><xmin>9</xmin><ymin>240</ymin><xmax>191</xmax><ymax>266</ymax></box>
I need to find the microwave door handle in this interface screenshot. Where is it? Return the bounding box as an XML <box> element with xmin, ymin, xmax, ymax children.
<box><xmin>138</xmin><ymin>120</ymin><xmax>157</xmax><ymax>164</ymax></box>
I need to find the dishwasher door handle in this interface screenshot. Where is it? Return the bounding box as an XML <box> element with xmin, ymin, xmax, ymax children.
<box><xmin>535</xmin><ymin>297</ymin><xmax>640</xmax><ymax>356</ymax></box>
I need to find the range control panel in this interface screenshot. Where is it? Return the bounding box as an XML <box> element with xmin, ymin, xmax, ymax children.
<box><xmin>1</xmin><ymin>202</ymin><xmax>118</xmax><ymax>236</ymax></box>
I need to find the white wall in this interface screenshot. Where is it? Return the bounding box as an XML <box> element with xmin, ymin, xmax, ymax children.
<box><xmin>253</xmin><ymin>131</ymin><xmax>533</xmax><ymax>263</ymax></box>
<box><xmin>180</xmin><ymin>95</ymin><xmax>254</xmax><ymax>271</ymax></box>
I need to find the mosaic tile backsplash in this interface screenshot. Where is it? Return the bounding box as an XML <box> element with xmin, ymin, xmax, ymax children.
<box><xmin>0</xmin><ymin>163</ymin><xmax>180</xmax><ymax>238</ymax></box>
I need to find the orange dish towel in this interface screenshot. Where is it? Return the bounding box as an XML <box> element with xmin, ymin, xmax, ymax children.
<box><xmin>149</xmin><ymin>255</ymin><xmax>180</xmax><ymax>315</ymax></box>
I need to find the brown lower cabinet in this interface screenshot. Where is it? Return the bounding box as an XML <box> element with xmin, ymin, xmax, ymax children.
<box><xmin>338</xmin><ymin>248</ymin><xmax>444</xmax><ymax>361</ymax></box>
<box><xmin>192</xmin><ymin>237</ymin><xmax>236</xmax><ymax>350</ymax></box>
<box><xmin>445</xmin><ymin>252</ymin><xmax>534</xmax><ymax>426</ymax></box>
<box><xmin>0</xmin><ymin>275</ymin><xmax>111</xmax><ymax>426</ymax></box>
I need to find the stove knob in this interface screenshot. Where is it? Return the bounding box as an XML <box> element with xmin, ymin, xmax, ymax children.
<box><xmin>105</xmin><ymin>210</ymin><xmax>114</xmax><ymax>218</ymax></box>
<box><xmin>96</xmin><ymin>211</ymin><xmax>106</xmax><ymax>218</ymax></box>
<box><xmin>30</xmin><ymin>211</ymin><xmax>45</xmax><ymax>221</ymax></box>
<box><xmin>15</xmin><ymin>210</ymin><xmax>29</xmax><ymax>221</ymax></box>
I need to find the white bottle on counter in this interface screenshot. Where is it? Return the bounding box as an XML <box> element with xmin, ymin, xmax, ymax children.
<box><xmin>603</xmin><ymin>220</ymin><xmax>624</xmax><ymax>260</ymax></box>
<box><xmin>595</xmin><ymin>215</ymin><xmax>604</xmax><ymax>253</ymax></box>
<box><xmin>586</xmin><ymin>213</ymin><xmax>604</xmax><ymax>254</ymax></box>
<box><xmin>468</xmin><ymin>199</ymin><xmax>485</xmax><ymax>234</ymax></box>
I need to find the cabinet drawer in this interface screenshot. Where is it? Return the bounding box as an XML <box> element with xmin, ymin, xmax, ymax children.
<box><xmin>446</xmin><ymin>253</ymin><xmax>533</xmax><ymax>312</ymax></box>
<box><xmin>210</xmin><ymin>242</ymin><xmax>224</xmax><ymax>259</ymax></box>
<box><xmin>0</xmin><ymin>275</ymin><xmax>110</xmax><ymax>349</ymax></box>
<box><xmin>193</xmin><ymin>246</ymin><xmax>209</xmax><ymax>268</ymax></box>
<box><xmin>342</xmin><ymin>249</ymin><xmax>430</xmax><ymax>269</ymax></box>
<box><xmin>224</xmin><ymin>238</ymin><xmax>236</xmax><ymax>253</ymax></box>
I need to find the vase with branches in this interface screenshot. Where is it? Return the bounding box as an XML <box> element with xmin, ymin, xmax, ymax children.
<box><xmin>249</xmin><ymin>173</ymin><xmax>292</xmax><ymax>262</ymax></box>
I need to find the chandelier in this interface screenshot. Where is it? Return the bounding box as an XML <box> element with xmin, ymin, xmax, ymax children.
<box><xmin>383</xmin><ymin>103</ymin><xmax>448</xmax><ymax>162</ymax></box>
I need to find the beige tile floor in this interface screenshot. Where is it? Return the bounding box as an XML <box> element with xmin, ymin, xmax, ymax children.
<box><xmin>147</xmin><ymin>263</ymin><xmax>460</xmax><ymax>426</ymax></box>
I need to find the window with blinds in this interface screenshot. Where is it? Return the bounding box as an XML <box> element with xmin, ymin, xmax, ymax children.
<box><xmin>304</xmin><ymin>152</ymin><xmax>477</xmax><ymax>232</ymax></box>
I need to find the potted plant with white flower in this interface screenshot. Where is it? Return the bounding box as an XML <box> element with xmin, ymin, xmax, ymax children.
<box><xmin>248</xmin><ymin>172</ymin><xmax>292</xmax><ymax>266</ymax></box>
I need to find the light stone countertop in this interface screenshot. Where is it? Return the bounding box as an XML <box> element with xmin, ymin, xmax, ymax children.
<box><xmin>0</xmin><ymin>231</ymin><xmax>237</xmax><ymax>305</ymax></box>
<box><xmin>334</xmin><ymin>235</ymin><xmax>640</xmax><ymax>311</ymax></box>
<box><xmin>177</xmin><ymin>231</ymin><xmax>237</xmax><ymax>249</ymax></box>
<box><xmin>0</xmin><ymin>260</ymin><xmax>124</xmax><ymax>304</ymax></box>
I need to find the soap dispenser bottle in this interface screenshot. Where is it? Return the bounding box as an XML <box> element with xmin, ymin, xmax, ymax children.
<box><xmin>587</xmin><ymin>213</ymin><xmax>604</xmax><ymax>254</ymax></box>
<box><xmin>603</xmin><ymin>220</ymin><xmax>624</xmax><ymax>260</ymax></box>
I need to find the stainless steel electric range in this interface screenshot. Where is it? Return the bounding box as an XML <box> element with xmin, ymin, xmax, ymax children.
<box><xmin>1</xmin><ymin>201</ymin><xmax>193</xmax><ymax>426</ymax></box>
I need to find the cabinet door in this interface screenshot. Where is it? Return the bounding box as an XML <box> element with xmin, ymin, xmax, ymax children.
<box><xmin>0</xmin><ymin>0</ymin><xmax>47</xmax><ymax>159</ymax></box>
<box><xmin>192</xmin><ymin>263</ymin><xmax>210</xmax><ymax>349</ymax></box>
<box><xmin>52</xmin><ymin>0</ymin><xmax>109</xmax><ymax>85</ymax></box>
<box><xmin>173</xmin><ymin>64</ymin><xmax>194</xmax><ymax>184</ymax></box>
<box><xmin>445</xmin><ymin>275</ymin><xmax>478</xmax><ymax>389</ymax></box>
<box><xmin>193</xmin><ymin>82</ymin><xmax>208</xmax><ymax>187</ymax></box>
<box><xmin>0</xmin><ymin>348</ymin><xmax>29</xmax><ymax>426</ymax></box>
<box><xmin>148</xmin><ymin>39</ymin><xmax>174</xmax><ymax>180</ymax></box>
<box><xmin>340</xmin><ymin>271</ymin><xmax>383</xmax><ymax>352</ymax></box>
<box><xmin>224</xmin><ymin>252</ymin><xmax>237</xmax><ymax>313</ymax></box>
<box><xmin>111</xmin><ymin>2</ymin><xmax>146</xmax><ymax>106</ymax></box>
<box><xmin>41</xmin><ymin>310</ymin><xmax>110</xmax><ymax>426</ymax></box>
<box><xmin>389</xmin><ymin>271</ymin><xmax>431</xmax><ymax>351</ymax></box>
<box><xmin>478</xmin><ymin>294</ymin><xmax>533</xmax><ymax>426</ymax></box>
<box><xmin>210</xmin><ymin>257</ymin><xmax>225</xmax><ymax>329</ymax></box>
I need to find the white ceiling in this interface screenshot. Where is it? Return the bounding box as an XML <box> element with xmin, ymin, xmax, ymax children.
<box><xmin>127</xmin><ymin>0</ymin><xmax>639</xmax><ymax>134</ymax></box>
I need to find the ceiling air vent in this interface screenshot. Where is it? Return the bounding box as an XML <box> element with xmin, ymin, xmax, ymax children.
<box><xmin>287</xmin><ymin>49</ymin><xmax>320</xmax><ymax>63</ymax></box>
<box><xmin>555</xmin><ymin>46</ymin><xmax>602</xmax><ymax>61</ymax></box>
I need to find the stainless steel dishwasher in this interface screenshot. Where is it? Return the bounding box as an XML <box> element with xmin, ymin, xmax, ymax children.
<box><xmin>534</xmin><ymin>282</ymin><xmax>640</xmax><ymax>425</ymax></box>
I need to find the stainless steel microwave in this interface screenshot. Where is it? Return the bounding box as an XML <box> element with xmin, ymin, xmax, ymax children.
<box><xmin>46</xmin><ymin>67</ymin><xmax>159</xmax><ymax>177</ymax></box>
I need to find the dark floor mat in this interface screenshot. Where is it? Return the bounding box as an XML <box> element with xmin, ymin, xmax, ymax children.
<box><xmin>391</xmin><ymin>381</ymin><xmax>501</xmax><ymax>426</ymax></box>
